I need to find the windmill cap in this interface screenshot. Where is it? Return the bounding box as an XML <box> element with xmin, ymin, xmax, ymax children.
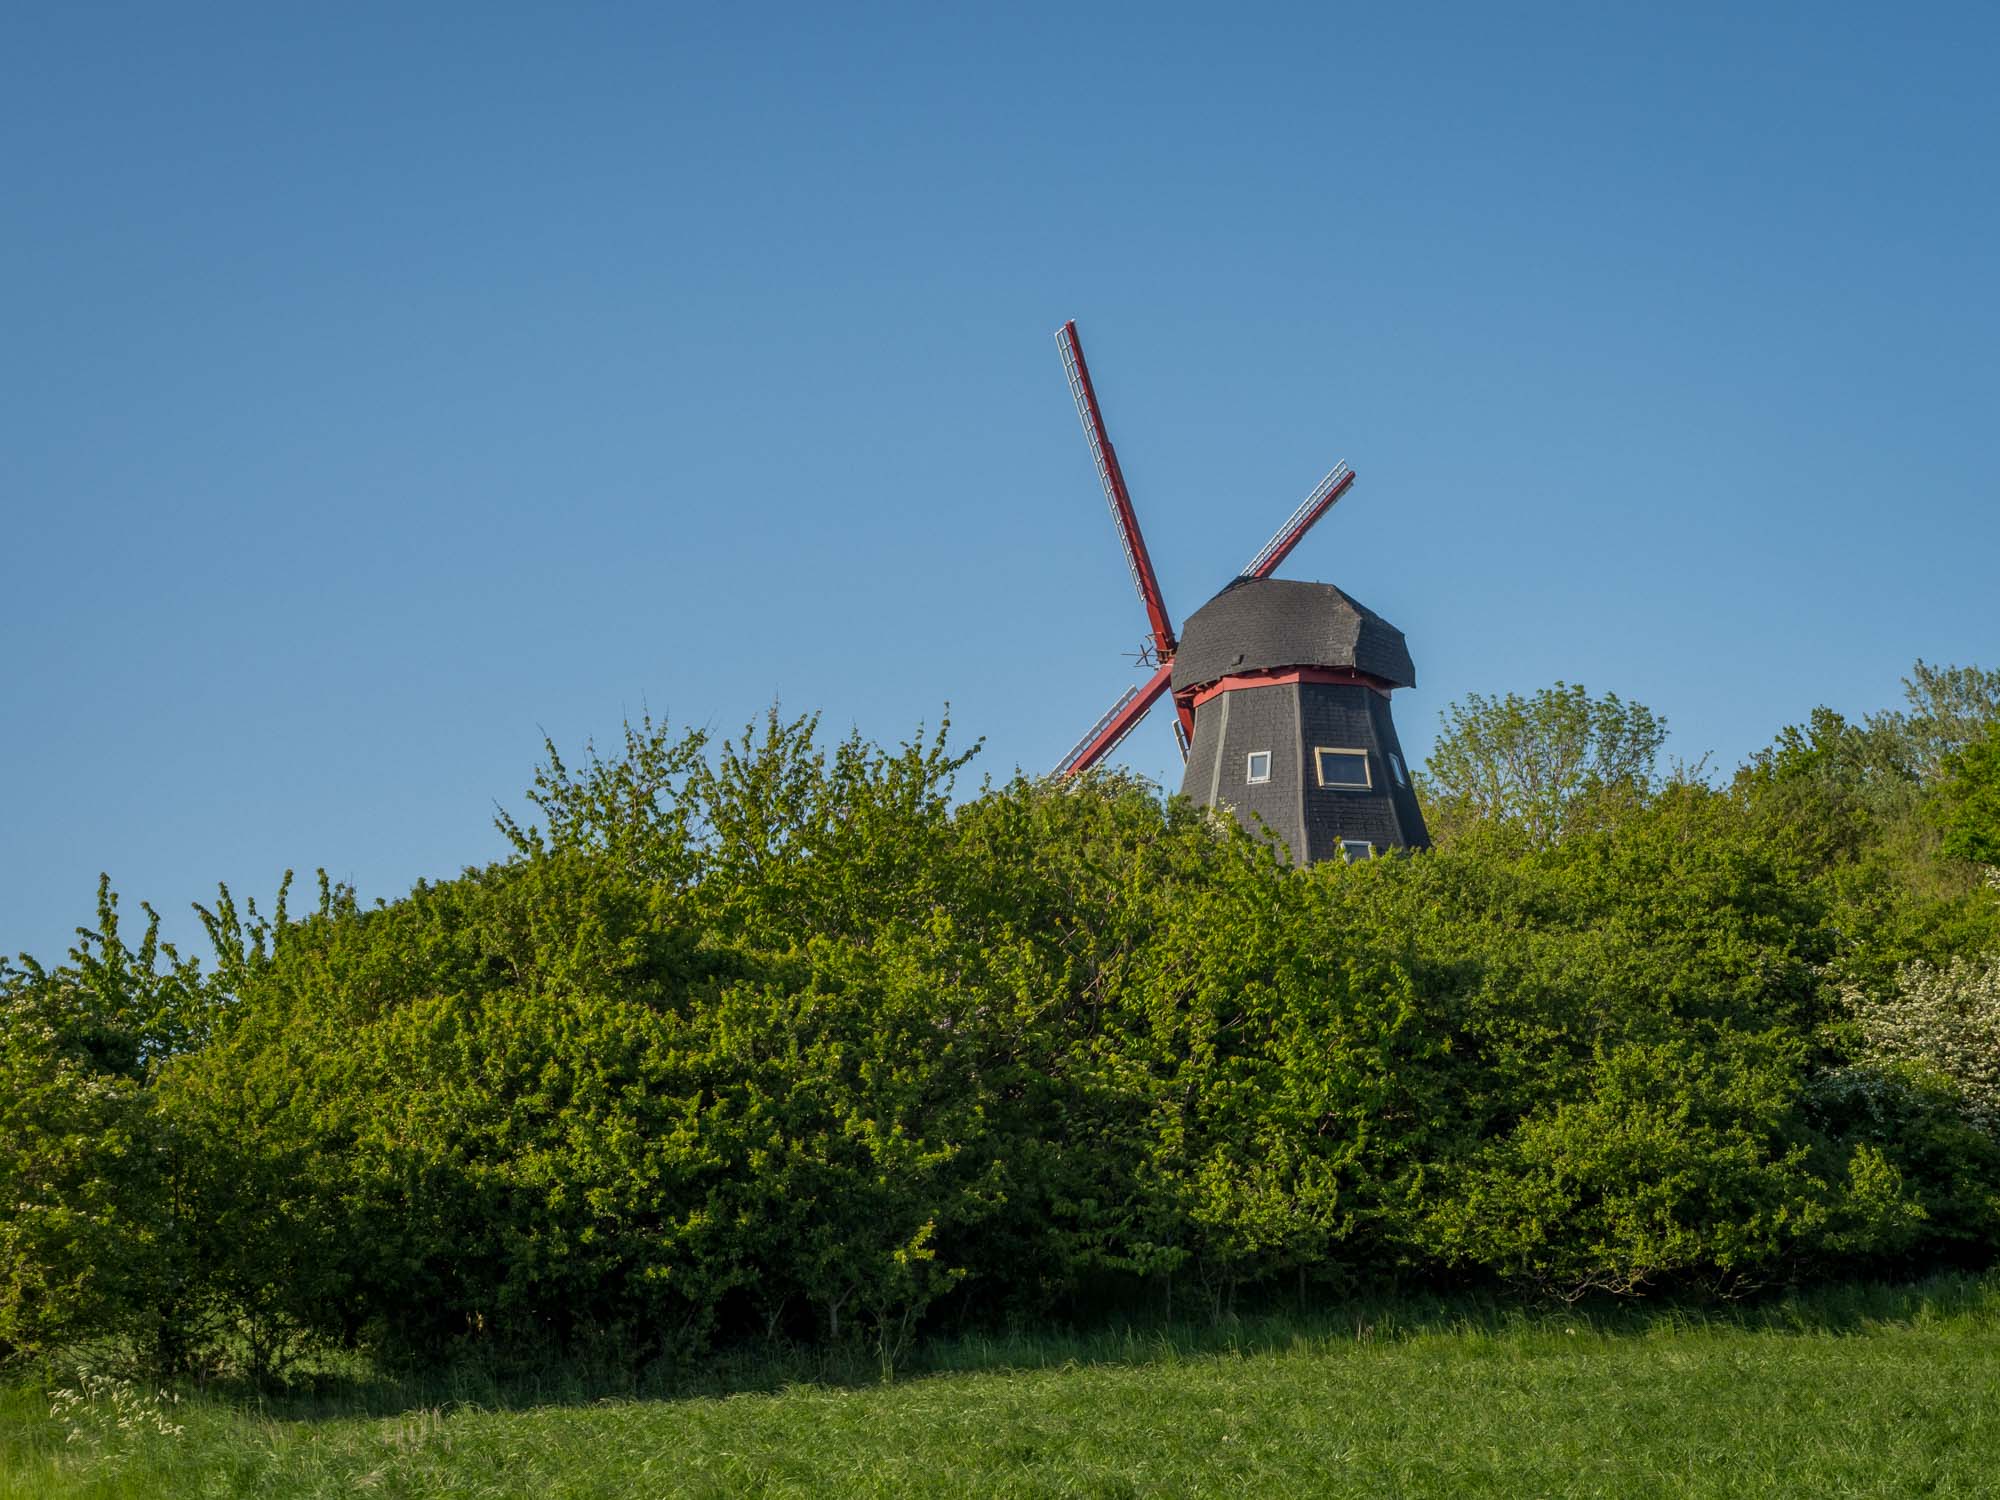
<box><xmin>1171</xmin><ymin>577</ymin><xmax>1416</xmax><ymax>692</ymax></box>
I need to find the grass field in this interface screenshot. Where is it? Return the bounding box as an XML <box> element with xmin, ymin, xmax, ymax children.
<box><xmin>4</xmin><ymin>1278</ymin><xmax>1998</xmax><ymax>1498</ymax></box>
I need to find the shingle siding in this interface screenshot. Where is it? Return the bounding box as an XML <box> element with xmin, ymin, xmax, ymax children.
<box><xmin>1296</xmin><ymin>684</ymin><xmax>1430</xmax><ymax>859</ymax></box>
<box><xmin>1180</xmin><ymin>678</ymin><xmax>1431</xmax><ymax>866</ymax></box>
<box><xmin>1189</xmin><ymin>679</ymin><xmax>1306</xmax><ymax>862</ymax></box>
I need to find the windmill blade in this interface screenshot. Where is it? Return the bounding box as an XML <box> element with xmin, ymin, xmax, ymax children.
<box><xmin>1239</xmin><ymin>463</ymin><xmax>1356</xmax><ymax>580</ymax></box>
<box><xmin>1055</xmin><ymin>683</ymin><xmax>1141</xmax><ymax>775</ymax></box>
<box><xmin>1056</xmin><ymin>321</ymin><xmax>1179</xmax><ymax>663</ymax></box>
<box><xmin>1056</xmin><ymin>664</ymin><xmax>1176</xmax><ymax>776</ymax></box>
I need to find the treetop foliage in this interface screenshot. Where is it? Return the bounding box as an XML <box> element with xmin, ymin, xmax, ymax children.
<box><xmin>1418</xmin><ymin>682</ymin><xmax>1667</xmax><ymax>851</ymax></box>
<box><xmin>1872</xmin><ymin>660</ymin><xmax>2000</xmax><ymax>783</ymax></box>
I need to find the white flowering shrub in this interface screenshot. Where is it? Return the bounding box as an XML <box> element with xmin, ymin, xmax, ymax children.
<box><xmin>1848</xmin><ymin>954</ymin><xmax>2000</xmax><ymax>1137</ymax></box>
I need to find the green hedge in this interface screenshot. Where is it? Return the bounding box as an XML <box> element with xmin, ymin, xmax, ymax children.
<box><xmin>5</xmin><ymin>705</ymin><xmax>1998</xmax><ymax>1378</ymax></box>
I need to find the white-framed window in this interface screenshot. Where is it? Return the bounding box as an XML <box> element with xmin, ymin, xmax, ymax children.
<box><xmin>1339</xmin><ymin>839</ymin><xmax>1375</xmax><ymax>863</ymax></box>
<box><xmin>1245</xmin><ymin>750</ymin><xmax>1272</xmax><ymax>785</ymax></box>
<box><xmin>1314</xmin><ymin>747</ymin><xmax>1371</xmax><ymax>789</ymax></box>
<box><xmin>1388</xmin><ymin>751</ymin><xmax>1407</xmax><ymax>788</ymax></box>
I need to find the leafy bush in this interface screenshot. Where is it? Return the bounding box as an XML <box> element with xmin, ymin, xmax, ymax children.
<box><xmin>5</xmin><ymin>672</ymin><xmax>2000</xmax><ymax>1380</ymax></box>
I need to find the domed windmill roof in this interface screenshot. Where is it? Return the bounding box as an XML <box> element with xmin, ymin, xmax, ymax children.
<box><xmin>1170</xmin><ymin>577</ymin><xmax>1416</xmax><ymax>693</ymax></box>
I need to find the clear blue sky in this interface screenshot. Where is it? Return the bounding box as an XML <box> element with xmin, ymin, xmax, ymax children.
<box><xmin>5</xmin><ymin>3</ymin><xmax>1996</xmax><ymax>964</ymax></box>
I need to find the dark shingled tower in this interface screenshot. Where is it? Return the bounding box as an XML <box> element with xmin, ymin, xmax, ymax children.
<box><xmin>1171</xmin><ymin>579</ymin><xmax>1429</xmax><ymax>864</ymax></box>
<box><xmin>1050</xmin><ymin>319</ymin><xmax>1429</xmax><ymax>864</ymax></box>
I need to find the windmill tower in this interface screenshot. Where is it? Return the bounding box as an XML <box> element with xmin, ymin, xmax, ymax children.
<box><xmin>1052</xmin><ymin>320</ymin><xmax>1429</xmax><ymax>864</ymax></box>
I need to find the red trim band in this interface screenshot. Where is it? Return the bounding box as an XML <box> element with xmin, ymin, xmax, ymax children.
<box><xmin>1189</xmin><ymin>666</ymin><xmax>1396</xmax><ymax>709</ymax></box>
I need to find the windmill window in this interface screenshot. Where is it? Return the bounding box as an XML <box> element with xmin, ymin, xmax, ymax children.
<box><xmin>1245</xmin><ymin>751</ymin><xmax>1272</xmax><ymax>785</ymax></box>
<box><xmin>1339</xmin><ymin>839</ymin><xmax>1375</xmax><ymax>863</ymax></box>
<box><xmin>1389</xmin><ymin>751</ymin><xmax>1408</xmax><ymax>787</ymax></box>
<box><xmin>1314</xmin><ymin>748</ymin><xmax>1371</xmax><ymax>789</ymax></box>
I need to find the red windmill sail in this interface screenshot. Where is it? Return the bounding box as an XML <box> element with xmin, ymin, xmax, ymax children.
<box><xmin>1053</xmin><ymin>321</ymin><xmax>1356</xmax><ymax>777</ymax></box>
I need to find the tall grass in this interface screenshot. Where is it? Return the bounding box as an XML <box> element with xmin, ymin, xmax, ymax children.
<box><xmin>5</xmin><ymin>1275</ymin><xmax>1999</xmax><ymax>1498</ymax></box>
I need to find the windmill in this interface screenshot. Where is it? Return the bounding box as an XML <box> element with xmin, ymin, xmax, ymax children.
<box><xmin>1051</xmin><ymin>320</ymin><xmax>1429</xmax><ymax>864</ymax></box>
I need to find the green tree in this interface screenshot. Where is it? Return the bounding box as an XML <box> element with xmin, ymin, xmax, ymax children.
<box><xmin>0</xmin><ymin>967</ymin><xmax>158</xmax><ymax>1362</ymax></box>
<box><xmin>0</xmin><ymin>883</ymin><xmax>220</xmax><ymax>1370</ymax></box>
<box><xmin>1870</xmin><ymin>659</ymin><xmax>2000</xmax><ymax>782</ymax></box>
<box><xmin>1738</xmin><ymin>684</ymin><xmax>2000</xmax><ymax>983</ymax></box>
<box><xmin>1419</xmin><ymin>682</ymin><xmax>1667</xmax><ymax>850</ymax></box>
<box><xmin>1929</xmin><ymin>721</ymin><xmax>2000</xmax><ymax>868</ymax></box>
